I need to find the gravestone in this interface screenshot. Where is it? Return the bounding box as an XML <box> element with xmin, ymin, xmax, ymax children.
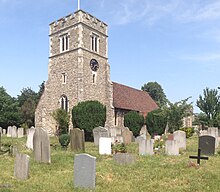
<box><xmin>93</xmin><ymin>127</ymin><xmax>109</xmax><ymax>146</ymax></box>
<box><xmin>173</xmin><ymin>130</ymin><xmax>186</xmax><ymax>150</ymax></box>
<box><xmin>208</xmin><ymin>127</ymin><xmax>219</xmax><ymax>148</ymax></box>
<box><xmin>139</xmin><ymin>139</ymin><xmax>154</xmax><ymax>155</ymax></box>
<box><xmin>0</xmin><ymin>127</ymin><xmax>2</xmax><ymax>135</ymax></box>
<box><xmin>165</xmin><ymin>140</ymin><xmax>179</xmax><ymax>155</ymax></box>
<box><xmin>70</xmin><ymin>128</ymin><xmax>85</xmax><ymax>151</ymax></box>
<box><xmin>3</xmin><ymin>129</ymin><xmax>6</xmax><ymax>135</ymax></box>
<box><xmin>122</xmin><ymin>127</ymin><xmax>133</xmax><ymax>144</ymax></box>
<box><xmin>33</xmin><ymin>128</ymin><xmax>51</xmax><ymax>163</ymax></box>
<box><xmin>167</xmin><ymin>134</ymin><xmax>174</xmax><ymax>140</ymax></box>
<box><xmin>26</xmin><ymin>127</ymin><xmax>35</xmax><ymax>150</ymax></box>
<box><xmin>199</xmin><ymin>135</ymin><xmax>215</xmax><ymax>155</ymax></box>
<box><xmin>17</xmin><ymin>128</ymin><xmax>24</xmax><ymax>138</ymax></box>
<box><xmin>74</xmin><ymin>154</ymin><xmax>96</xmax><ymax>189</ymax></box>
<box><xmin>7</xmin><ymin>126</ymin><xmax>12</xmax><ymax>137</ymax></box>
<box><xmin>11</xmin><ymin>126</ymin><xmax>17</xmax><ymax>138</ymax></box>
<box><xmin>113</xmin><ymin>153</ymin><xmax>136</xmax><ymax>165</ymax></box>
<box><xmin>189</xmin><ymin>148</ymin><xmax>208</xmax><ymax>165</ymax></box>
<box><xmin>200</xmin><ymin>130</ymin><xmax>208</xmax><ymax>136</ymax></box>
<box><xmin>135</xmin><ymin>136</ymin><xmax>145</xmax><ymax>144</ymax></box>
<box><xmin>14</xmin><ymin>153</ymin><xmax>30</xmax><ymax>180</ymax></box>
<box><xmin>99</xmin><ymin>137</ymin><xmax>111</xmax><ymax>155</ymax></box>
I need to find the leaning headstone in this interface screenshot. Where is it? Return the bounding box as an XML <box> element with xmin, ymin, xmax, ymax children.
<box><xmin>93</xmin><ymin>127</ymin><xmax>109</xmax><ymax>146</ymax></box>
<box><xmin>199</xmin><ymin>135</ymin><xmax>215</xmax><ymax>156</ymax></box>
<box><xmin>173</xmin><ymin>130</ymin><xmax>186</xmax><ymax>150</ymax></box>
<box><xmin>113</xmin><ymin>153</ymin><xmax>136</xmax><ymax>165</ymax></box>
<box><xmin>139</xmin><ymin>139</ymin><xmax>154</xmax><ymax>155</ymax></box>
<box><xmin>26</xmin><ymin>127</ymin><xmax>35</xmax><ymax>150</ymax></box>
<box><xmin>122</xmin><ymin>127</ymin><xmax>133</xmax><ymax>144</ymax></box>
<box><xmin>3</xmin><ymin>129</ymin><xmax>6</xmax><ymax>135</ymax></box>
<box><xmin>208</xmin><ymin>127</ymin><xmax>219</xmax><ymax>148</ymax></box>
<box><xmin>7</xmin><ymin>126</ymin><xmax>12</xmax><ymax>137</ymax></box>
<box><xmin>70</xmin><ymin>128</ymin><xmax>85</xmax><ymax>151</ymax></box>
<box><xmin>14</xmin><ymin>153</ymin><xmax>30</xmax><ymax>180</ymax></box>
<box><xmin>17</xmin><ymin>128</ymin><xmax>24</xmax><ymax>138</ymax></box>
<box><xmin>99</xmin><ymin>137</ymin><xmax>111</xmax><ymax>155</ymax></box>
<box><xmin>33</xmin><ymin>128</ymin><xmax>51</xmax><ymax>163</ymax></box>
<box><xmin>74</xmin><ymin>154</ymin><xmax>96</xmax><ymax>189</ymax></box>
<box><xmin>165</xmin><ymin>140</ymin><xmax>179</xmax><ymax>155</ymax></box>
<box><xmin>11</xmin><ymin>126</ymin><xmax>17</xmax><ymax>138</ymax></box>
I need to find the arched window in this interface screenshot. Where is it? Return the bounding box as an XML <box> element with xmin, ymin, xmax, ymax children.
<box><xmin>60</xmin><ymin>95</ymin><xmax>68</xmax><ymax>112</ymax></box>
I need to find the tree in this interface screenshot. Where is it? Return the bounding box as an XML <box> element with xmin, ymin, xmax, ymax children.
<box><xmin>72</xmin><ymin>101</ymin><xmax>106</xmax><ymax>140</ymax></box>
<box><xmin>165</xmin><ymin>97</ymin><xmax>192</xmax><ymax>133</ymax></box>
<box><xmin>52</xmin><ymin>109</ymin><xmax>70</xmax><ymax>135</ymax></box>
<box><xmin>0</xmin><ymin>87</ymin><xmax>21</xmax><ymax>128</ymax></box>
<box><xmin>124</xmin><ymin>111</ymin><xmax>144</xmax><ymax>137</ymax></box>
<box><xmin>196</xmin><ymin>87</ymin><xmax>220</xmax><ymax>126</ymax></box>
<box><xmin>146</xmin><ymin>109</ymin><xmax>167</xmax><ymax>136</ymax></box>
<box><xmin>141</xmin><ymin>82</ymin><xmax>167</xmax><ymax>107</ymax></box>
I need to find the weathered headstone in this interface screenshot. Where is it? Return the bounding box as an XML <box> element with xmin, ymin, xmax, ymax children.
<box><xmin>70</xmin><ymin>128</ymin><xmax>85</xmax><ymax>151</ymax></box>
<box><xmin>93</xmin><ymin>127</ymin><xmax>109</xmax><ymax>146</ymax></box>
<box><xmin>99</xmin><ymin>137</ymin><xmax>111</xmax><ymax>155</ymax></box>
<box><xmin>14</xmin><ymin>153</ymin><xmax>30</xmax><ymax>180</ymax></box>
<box><xmin>11</xmin><ymin>126</ymin><xmax>17</xmax><ymax>138</ymax></box>
<box><xmin>135</xmin><ymin>136</ymin><xmax>145</xmax><ymax>144</ymax></box>
<box><xmin>3</xmin><ymin>129</ymin><xmax>6</xmax><ymax>135</ymax></box>
<box><xmin>33</xmin><ymin>128</ymin><xmax>51</xmax><ymax>163</ymax></box>
<box><xmin>173</xmin><ymin>130</ymin><xmax>186</xmax><ymax>150</ymax></box>
<box><xmin>113</xmin><ymin>153</ymin><xmax>136</xmax><ymax>165</ymax></box>
<box><xmin>165</xmin><ymin>140</ymin><xmax>179</xmax><ymax>155</ymax></box>
<box><xmin>26</xmin><ymin>127</ymin><xmax>35</xmax><ymax>150</ymax></box>
<box><xmin>7</xmin><ymin>126</ymin><xmax>12</xmax><ymax>137</ymax></box>
<box><xmin>122</xmin><ymin>127</ymin><xmax>133</xmax><ymax>144</ymax></box>
<box><xmin>208</xmin><ymin>127</ymin><xmax>219</xmax><ymax>148</ymax></box>
<box><xmin>139</xmin><ymin>139</ymin><xmax>154</xmax><ymax>155</ymax></box>
<box><xmin>0</xmin><ymin>127</ymin><xmax>2</xmax><ymax>135</ymax></box>
<box><xmin>17</xmin><ymin>128</ymin><xmax>24</xmax><ymax>138</ymax></box>
<box><xmin>199</xmin><ymin>135</ymin><xmax>215</xmax><ymax>155</ymax></box>
<box><xmin>74</xmin><ymin>154</ymin><xmax>96</xmax><ymax>189</ymax></box>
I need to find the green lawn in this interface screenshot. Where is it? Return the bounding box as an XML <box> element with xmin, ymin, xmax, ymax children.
<box><xmin>0</xmin><ymin>135</ymin><xmax>220</xmax><ymax>192</ymax></box>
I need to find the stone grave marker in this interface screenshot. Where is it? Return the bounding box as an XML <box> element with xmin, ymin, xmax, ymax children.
<box><xmin>113</xmin><ymin>153</ymin><xmax>136</xmax><ymax>165</ymax></box>
<box><xmin>14</xmin><ymin>153</ymin><xmax>30</xmax><ymax>180</ymax></box>
<box><xmin>17</xmin><ymin>128</ymin><xmax>24</xmax><ymax>138</ymax></box>
<box><xmin>70</xmin><ymin>128</ymin><xmax>85</xmax><ymax>151</ymax></box>
<box><xmin>139</xmin><ymin>139</ymin><xmax>154</xmax><ymax>155</ymax></box>
<box><xmin>33</xmin><ymin>128</ymin><xmax>51</xmax><ymax>163</ymax></box>
<box><xmin>3</xmin><ymin>129</ymin><xmax>6</xmax><ymax>135</ymax></box>
<box><xmin>26</xmin><ymin>127</ymin><xmax>35</xmax><ymax>150</ymax></box>
<box><xmin>122</xmin><ymin>127</ymin><xmax>133</xmax><ymax>144</ymax></box>
<box><xmin>99</xmin><ymin>137</ymin><xmax>111</xmax><ymax>155</ymax></box>
<box><xmin>135</xmin><ymin>136</ymin><xmax>145</xmax><ymax>144</ymax></box>
<box><xmin>11</xmin><ymin>126</ymin><xmax>17</xmax><ymax>138</ymax></box>
<box><xmin>7</xmin><ymin>126</ymin><xmax>12</xmax><ymax>137</ymax></box>
<box><xmin>165</xmin><ymin>140</ymin><xmax>179</xmax><ymax>155</ymax></box>
<box><xmin>93</xmin><ymin>127</ymin><xmax>109</xmax><ymax>146</ymax></box>
<box><xmin>199</xmin><ymin>135</ymin><xmax>215</xmax><ymax>155</ymax></box>
<box><xmin>208</xmin><ymin>127</ymin><xmax>219</xmax><ymax>148</ymax></box>
<box><xmin>74</xmin><ymin>153</ymin><xmax>96</xmax><ymax>189</ymax></box>
<box><xmin>173</xmin><ymin>130</ymin><xmax>186</xmax><ymax>150</ymax></box>
<box><xmin>0</xmin><ymin>127</ymin><xmax>2</xmax><ymax>135</ymax></box>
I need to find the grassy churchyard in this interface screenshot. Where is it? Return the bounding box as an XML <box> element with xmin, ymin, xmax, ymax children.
<box><xmin>1</xmin><ymin>135</ymin><xmax>220</xmax><ymax>192</ymax></box>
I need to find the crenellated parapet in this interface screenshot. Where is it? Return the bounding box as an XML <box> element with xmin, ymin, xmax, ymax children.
<box><xmin>49</xmin><ymin>10</ymin><xmax>108</xmax><ymax>36</ymax></box>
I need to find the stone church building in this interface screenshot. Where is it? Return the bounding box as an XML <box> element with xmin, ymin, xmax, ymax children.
<box><xmin>35</xmin><ymin>9</ymin><xmax>158</xmax><ymax>133</ymax></box>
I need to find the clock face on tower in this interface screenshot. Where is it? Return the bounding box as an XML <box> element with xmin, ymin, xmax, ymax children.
<box><xmin>90</xmin><ymin>59</ymin><xmax>99</xmax><ymax>72</ymax></box>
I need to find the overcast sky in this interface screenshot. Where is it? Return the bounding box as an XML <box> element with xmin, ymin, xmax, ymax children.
<box><xmin>1</xmin><ymin>0</ymin><xmax>220</xmax><ymax>112</ymax></box>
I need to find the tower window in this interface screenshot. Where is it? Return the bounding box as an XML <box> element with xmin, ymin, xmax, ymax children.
<box><xmin>62</xmin><ymin>73</ymin><xmax>67</xmax><ymax>84</ymax></box>
<box><xmin>92</xmin><ymin>72</ymin><xmax>97</xmax><ymax>84</ymax></box>
<box><xmin>60</xmin><ymin>95</ymin><xmax>68</xmax><ymax>112</ymax></box>
<box><xmin>60</xmin><ymin>34</ymin><xmax>69</xmax><ymax>53</ymax></box>
<box><xmin>91</xmin><ymin>34</ymin><xmax>99</xmax><ymax>52</ymax></box>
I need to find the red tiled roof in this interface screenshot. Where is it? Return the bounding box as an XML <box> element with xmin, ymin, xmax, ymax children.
<box><xmin>113</xmin><ymin>82</ymin><xmax>159</xmax><ymax>114</ymax></box>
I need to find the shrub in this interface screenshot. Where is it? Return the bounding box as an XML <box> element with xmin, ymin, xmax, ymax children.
<box><xmin>146</xmin><ymin>109</ymin><xmax>167</xmax><ymax>136</ymax></box>
<box><xmin>72</xmin><ymin>100</ymin><xmax>106</xmax><ymax>140</ymax></box>
<box><xmin>124</xmin><ymin>111</ymin><xmax>144</xmax><ymax>137</ymax></box>
<box><xmin>180</xmin><ymin>127</ymin><xmax>194</xmax><ymax>138</ymax></box>
<box><xmin>58</xmin><ymin>134</ymin><xmax>70</xmax><ymax>148</ymax></box>
<box><xmin>52</xmin><ymin>109</ymin><xmax>70</xmax><ymax>135</ymax></box>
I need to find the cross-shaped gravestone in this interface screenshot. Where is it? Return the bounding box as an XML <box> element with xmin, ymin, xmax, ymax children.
<box><xmin>189</xmin><ymin>148</ymin><xmax>209</xmax><ymax>165</ymax></box>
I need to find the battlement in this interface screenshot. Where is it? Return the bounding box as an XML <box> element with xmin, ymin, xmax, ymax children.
<box><xmin>49</xmin><ymin>10</ymin><xmax>108</xmax><ymax>36</ymax></box>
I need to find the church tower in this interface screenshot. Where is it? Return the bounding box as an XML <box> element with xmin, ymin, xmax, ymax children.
<box><xmin>35</xmin><ymin>10</ymin><xmax>114</xmax><ymax>133</ymax></box>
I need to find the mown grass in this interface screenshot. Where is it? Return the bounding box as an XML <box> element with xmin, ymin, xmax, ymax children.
<box><xmin>0</xmin><ymin>135</ymin><xmax>220</xmax><ymax>192</ymax></box>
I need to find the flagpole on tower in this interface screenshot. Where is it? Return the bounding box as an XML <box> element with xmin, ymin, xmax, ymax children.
<box><xmin>78</xmin><ymin>0</ymin><xmax>80</xmax><ymax>10</ymax></box>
